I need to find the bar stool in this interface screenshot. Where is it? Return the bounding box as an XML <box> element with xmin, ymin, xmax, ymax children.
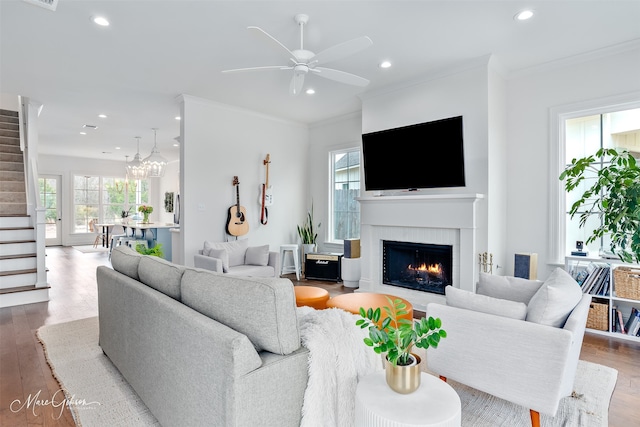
<box><xmin>279</xmin><ymin>244</ymin><xmax>301</xmax><ymax>280</ymax></box>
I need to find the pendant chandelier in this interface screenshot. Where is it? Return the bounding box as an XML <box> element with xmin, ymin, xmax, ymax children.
<box><xmin>143</xmin><ymin>128</ymin><xmax>167</xmax><ymax>178</ymax></box>
<box><xmin>127</xmin><ymin>137</ymin><xmax>148</xmax><ymax>180</ymax></box>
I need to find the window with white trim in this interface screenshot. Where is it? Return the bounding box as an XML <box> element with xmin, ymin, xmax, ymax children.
<box><xmin>550</xmin><ymin>96</ymin><xmax>640</xmax><ymax>263</ymax></box>
<box><xmin>330</xmin><ymin>148</ymin><xmax>361</xmax><ymax>242</ymax></box>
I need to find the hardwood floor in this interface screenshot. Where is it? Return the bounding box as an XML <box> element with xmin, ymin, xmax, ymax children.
<box><xmin>1</xmin><ymin>246</ymin><xmax>638</xmax><ymax>426</ymax></box>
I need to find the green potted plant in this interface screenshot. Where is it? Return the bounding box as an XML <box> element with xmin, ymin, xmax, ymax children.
<box><xmin>356</xmin><ymin>296</ymin><xmax>446</xmax><ymax>394</ymax></box>
<box><xmin>297</xmin><ymin>203</ymin><xmax>320</xmax><ymax>253</ymax></box>
<box><xmin>135</xmin><ymin>243</ymin><xmax>164</xmax><ymax>258</ymax></box>
<box><xmin>560</xmin><ymin>147</ymin><xmax>640</xmax><ymax>263</ymax></box>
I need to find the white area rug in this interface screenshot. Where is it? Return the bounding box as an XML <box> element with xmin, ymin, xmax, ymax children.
<box><xmin>38</xmin><ymin>316</ymin><xmax>617</xmax><ymax>427</ymax></box>
<box><xmin>72</xmin><ymin>245</ymin><xmax>109</xmax><ymax>254</ymax></box>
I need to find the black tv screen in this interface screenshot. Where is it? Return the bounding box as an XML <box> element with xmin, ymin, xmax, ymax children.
<box><xmin>362</xmin><ymin>116</ymin><xmax>465</xmax><ymax>191</ymax></box>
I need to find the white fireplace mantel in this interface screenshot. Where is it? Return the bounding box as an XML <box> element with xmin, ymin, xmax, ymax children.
<box><xmin>357</xmin><ymin>193</ymin><xmax>484</xmax><ymax>311</ymax></box>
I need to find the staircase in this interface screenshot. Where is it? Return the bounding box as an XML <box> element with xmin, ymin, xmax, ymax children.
<box><xmin>0</xmin><ymin>108</ymin><xmax>49</xmax><ymax>308</ymax></box>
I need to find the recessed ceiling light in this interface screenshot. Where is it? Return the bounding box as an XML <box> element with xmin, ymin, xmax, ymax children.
<box><xmin>380</xmin><ymin>61</ymin><xmax>392</xmax><ymax>69</ymax></box>
<box><xmin>175</xmin><ymin>116</ymin><xmax>181</xmax><ymax>120</ymax></box>
<box><xmin>115</xmin><ymin>146</ymin><xmax>121</xmax><ymax>150</ymax></box>
<box><xmin>305</xmin><ymin>88</ymin><xmax>315</xmax><ymax>95</ymax></box>
<box><xmin>173</xmin><ymin>143</ymin><xmax>180</xmax><ymax>147</ymax></box>
<box><xmin>515</xmin><ymin>10</ymin><xmax>534</xmax><ymax>21</ymax></box>
<box><xmin>98</xmin><ymin>114</ymin><xmax>107</xmax><ymax>118</ymax></box>
<box><xmin>80</xmin><ymin>132</ymin><xmax>87</xmax><ymax>135</ymax></box>
<box><xmin>92</xmin><ymin>16</ymin><xmax>110</xmax><ymax>27</ymax></box>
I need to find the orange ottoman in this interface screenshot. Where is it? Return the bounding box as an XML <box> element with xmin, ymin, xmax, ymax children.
<box><xmin>294</xmin><ymin>286</ymin><xmax>330</xmax><ymax>309</ymax></box>
<box><xmin>326</xmin><ymin>293</ymin><xmax>413</xmax><ymax>324</ymax></box>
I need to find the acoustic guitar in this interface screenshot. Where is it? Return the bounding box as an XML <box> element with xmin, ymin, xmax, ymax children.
<box><xmin>226</xmin><ymin>176</ymin><xmax>249</xmax><ymax>236</ymax></box>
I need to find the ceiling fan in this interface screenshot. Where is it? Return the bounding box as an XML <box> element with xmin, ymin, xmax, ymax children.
<box><xmin>222</xmin><ymin>13</ymin><xmax>373</xmax><ymax>96</ymax></box>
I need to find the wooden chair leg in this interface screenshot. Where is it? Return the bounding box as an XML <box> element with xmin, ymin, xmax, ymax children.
<box><xmin>530</xmin><ymin>409</ymin><xmax>540</xmax><ymax>427</ymax></box>
<box><xmin>439</xmin><ymin>375</ymin><xmax>447</xmax><ymax>382</ymax></box>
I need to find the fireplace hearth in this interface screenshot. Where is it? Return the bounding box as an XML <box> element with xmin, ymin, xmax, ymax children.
<box><xmin>382</xmin><ymin>240</ymin><xmax>452</xmax><ymax>295</ymax></box>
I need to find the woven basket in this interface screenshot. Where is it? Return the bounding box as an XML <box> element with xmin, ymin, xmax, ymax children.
<box><xmin>613</xmin><ymin>267</ymin><xmax>640</xmax><ymax>300</ymax></box>
<box><xmin>586</xmin><ymin>301</ymin><xmax>609</xmax><ymax>331</ymax></box>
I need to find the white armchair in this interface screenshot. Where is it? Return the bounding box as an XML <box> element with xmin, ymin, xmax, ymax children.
<box><xmin>194</xmin><ymin>239</ymin><xmax>280</xmax><ymax>278</ymax></box>
<box><xmin>426</xmin><ymin>269</ymin><xmax>591</xmax><ymax>427</ymax></box>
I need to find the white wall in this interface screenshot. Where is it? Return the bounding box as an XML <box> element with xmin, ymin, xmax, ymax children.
<box><xmin>506</xmin><ymin>46</ymin><xmax>640</xmax><ymax>278</ymax></box>
<box><xmin>179</xmin><ymin>95</ymin><xmax>309</xmax><ymax>266</ymax></box>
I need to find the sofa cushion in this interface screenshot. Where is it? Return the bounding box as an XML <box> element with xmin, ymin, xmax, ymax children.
<box><xmin>245</xmin><ymin>245</ymin><xmax>269</xmax><ymax>266</ymax></box>
<box><xmin>476</xmin><ymin>272</ymin><xmax>543</xmax><ymax>304</ymax></box>
<box><xmin>204</xmin><ymin>239</ymin><xmax>248</xmax><ymax>268</ymax></box>
<box><xmin>445</xmin><ymin>286</ymin><xmax>527</xmax><ymax>320</ymax></box>
<box><xmin>526</xmin><ymin>268</ymin><xmax>583</xmax><ymax>327</ymax></box>
<box><xmin>180</xmin><ymin>269</ymin><xmax>300</xmax><ymax>355</ymax></box>
<box><xmin>110</xmin><ymin>245</ymin><xmax>142</xmax><ymax>280</ymax></box>
<box><xmin>206</xmin><ymin>248</ymin><xmax>230</xmax><ymax>272</ymax></box>
<box><xmin>138</xmin><ymin>255</ymin><xmax>186</xmax><ymax>300</ymax></box>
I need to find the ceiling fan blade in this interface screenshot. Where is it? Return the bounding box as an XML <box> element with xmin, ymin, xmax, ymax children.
<box><xmin>310</xmin><ymin>36</ymin><xmax>373</xmax><ymax>66</ymax></box>
<box><xmin>248</xmin><ymin>26</ymin><xmax>296</xmax><ymax>60</ymax></box>
<box><xmin>311</xmin><ymin>67</ymin><xmax>370</xmax><ymax>87</ymax></box>
<box><xmin>222</xmin><ymin>65</ymin><xmax>291</xmax><ymax>73</ymax></box>
<box><xmin>289</xmin><ymin>72</ymin><xmax>305</xmax><ymax>96</ymax></box>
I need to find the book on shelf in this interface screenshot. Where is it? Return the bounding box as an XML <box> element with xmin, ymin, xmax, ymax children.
<box><xmin>612</xmin><ymin>306</ymin><xmax>618</xmax><ymax>332</ymax></box>
<box><xmin>623</xmin><ymin>307</ymin><xmax>640</xmax><ymax>336</ymax></box>
<box><xmin>614</xmin><ymin>308</ymin><xmax>626</xmax><ymax>334</ymax></box>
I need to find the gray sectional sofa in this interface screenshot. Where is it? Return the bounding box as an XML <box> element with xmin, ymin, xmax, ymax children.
<box><xmin>97</xmin><ymin>246</ymin><xmax>309</xmax><ymax>427</ymax></box>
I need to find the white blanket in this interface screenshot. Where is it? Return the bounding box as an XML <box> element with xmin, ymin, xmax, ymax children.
<box><xmin>297</xmin><ymin>306</ymin><xmax>384</xmax><ymax>427</ymax></box>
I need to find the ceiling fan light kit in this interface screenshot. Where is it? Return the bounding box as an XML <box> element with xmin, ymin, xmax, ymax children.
<box><xmin>222</xmin><ymin>13</ymin><xmax>373</xmax><ymax>96</ymax></box>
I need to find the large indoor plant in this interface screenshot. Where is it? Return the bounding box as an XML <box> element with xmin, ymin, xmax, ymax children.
<box><xmin>297</xmin><ymin>203</ymin><xmax>320</xmax><ymax>253</ymax></box>
<box><xmin>356</xmin><ymin>296</ymin><xmax>446</xmax><ymax>393</ymax></box>
<box><xmin>560</xmin><ymin>147</ymin><xmax>640</xmax><ymax>263</ymax></box>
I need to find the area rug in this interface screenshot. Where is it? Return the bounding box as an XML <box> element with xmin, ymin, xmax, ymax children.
<box><xmin>72</xmin><ymin>245</ymin><xmax>109</xmax><ymax>254</ymax></box>
<box><xmin>37</xmin><ymin>317</ymin><xmax>617</xmax><ymax>427</ymax></box>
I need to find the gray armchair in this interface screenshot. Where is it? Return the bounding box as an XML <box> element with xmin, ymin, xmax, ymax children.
<box><xmin>426</xmin><ymin>269</ymin><xmax>591</xmax><ymax>427</ymax></box>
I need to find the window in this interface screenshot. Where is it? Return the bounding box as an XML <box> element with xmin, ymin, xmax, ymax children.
<box><xmin>550</xmin><ymin>96</ymin><xmax>640</xmax><ymax>263</ymax></box>
<box><xmin>73</xmin><ymin>175</ymin><xmax>148</xmax><ymax>233</ymax></box>
<box><xmin>330</xmin><ymin>148</ymin><xmax>361</xmax><ymax>242</ymax></box>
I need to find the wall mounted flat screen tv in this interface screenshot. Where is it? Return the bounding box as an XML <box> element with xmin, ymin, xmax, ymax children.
<box><xmin>362</xmin><ymin>115</ymin><xmax>465</xmax><ymax>191</ymax></box>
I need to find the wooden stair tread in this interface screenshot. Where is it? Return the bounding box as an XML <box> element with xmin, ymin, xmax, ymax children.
<box><xmin>0</xmin><ymin>285</ymin><xmax>51</xmax><ymax>295</ymax></box>
<box><xmin>0</xmin><ymin>268</ymin><xmax>37</xmax><ymax>277</ymax></box>
<box><xmin>0</xmin><ymin>253</ymin><xmax>36</xmax><ymax>260</ymax></box>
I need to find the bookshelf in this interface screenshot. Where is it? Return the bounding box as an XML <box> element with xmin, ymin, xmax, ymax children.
<box><xmin>565</xmin><ymin>255</ymin><xmax>640</xmax><ymax>342</ymax></box>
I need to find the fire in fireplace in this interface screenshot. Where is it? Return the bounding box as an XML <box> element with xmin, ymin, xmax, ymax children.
<box><xmin>382</xmin><ymin>240</ymin><xmax>452</xmax><ymax>295</ymax></box>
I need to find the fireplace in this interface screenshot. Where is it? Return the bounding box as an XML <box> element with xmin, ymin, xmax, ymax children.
<box><xmin>382</xmin><ymin>240</ymin><xmax>452</xmax><ymax>295</ymax></box>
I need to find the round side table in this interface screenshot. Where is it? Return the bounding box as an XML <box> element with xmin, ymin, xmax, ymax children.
<box><xmin>355</xmin><ymin>371</ymin><xmax>461</xmax><ymax>427</ymax></box>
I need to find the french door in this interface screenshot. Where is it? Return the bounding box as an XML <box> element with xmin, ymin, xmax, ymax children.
<box><xmin>39</xmin><ymin>174</ymin><xmax>62</xmax><ymax>246</ymax></box>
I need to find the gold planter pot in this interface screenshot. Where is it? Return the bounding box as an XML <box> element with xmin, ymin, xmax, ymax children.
<box><xmin>384</xmin><ymin>353</ymin><xmax>421</xmax><ymax>394</ymax></box>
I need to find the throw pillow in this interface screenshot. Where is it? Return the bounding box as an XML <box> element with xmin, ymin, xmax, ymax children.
<box><xmin>526</xmin><ymin>267</ymin><xmax>583</xmax><ymax>327</ymax></box>
<box><xmin>203</xmin><ymin>239</ymin><xmax>249</xmax><ymax>268</ymax></box>
<box><xmin>206</xmin><ymin>248</ymin><xmax>230</xmax><ymax>273</ymax></box>
<box><xmin>445</xmin><ymin>286</ymin><xmax>528</xmax><ymax>320</ymax></box>
<box><xmin>245</xmin><ymin>245</ymin><xmax>270</xmax><ymax>266</ymax></box>
<box><xmin>477</xmin><ymin>272</ymin><xmax>543</xmax><ymax>304</ymax></box>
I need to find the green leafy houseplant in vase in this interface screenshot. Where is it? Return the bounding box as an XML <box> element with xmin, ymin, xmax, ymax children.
<box><xmin>297</xmin><ymin>203</ymin><xmax>320</xmax><ymax>254</ymax></box>
<box><xmin>560</xmin><ymin>147</ymin><xmax>640</xmax><ymax>263</ymax></box>
<box><xmin>356</xmin><ymin>296</ymin><xmax>447</xmax><ymax>394</ymax></box>
<box><xmin>138</xmin><ymin>205</ymin><xmax>153</xmax><ymax>224</ymax></box>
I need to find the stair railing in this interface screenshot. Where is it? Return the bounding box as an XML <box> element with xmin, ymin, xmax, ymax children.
<box><xmin>19</xmin><ymin>96</ymin><xmax>48</xmax><ymax>287</ymax></box>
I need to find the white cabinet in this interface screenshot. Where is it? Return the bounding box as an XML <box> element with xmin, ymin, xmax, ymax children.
<box><xmin>565</xmin><ymin>255</ymin><xmax>640</xmax><ymax>342</ymax></box>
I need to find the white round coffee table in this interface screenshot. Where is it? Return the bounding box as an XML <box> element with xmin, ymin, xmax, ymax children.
<box><xmin>355</xmin><ymin>371</ymin><xmax>461</xmax><ymax>427</ymax></box>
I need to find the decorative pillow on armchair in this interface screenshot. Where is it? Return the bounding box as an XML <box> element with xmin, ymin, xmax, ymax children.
<box><xmin>526</xmin><ymin>268</ymin><xmax>583</xmax><ymax>327</ymax></box>
<box><xmin>477</xmin><ymin>272</ymin><xmax>543</xmax><ymax>304</ymax></box>
<box><xmin>205</xmin><ymin>248</ymin><xmax>230</xmax><ymax>272</ymax></box>
<box><xmin>245</xmin><ymin>245</ymin><xmax>270</xmax><ymax>266</ymax></box>
<box><xmin>445</xmin><ymin>286</ymin><xmax>528</xmax><ymax>320</ymax></box>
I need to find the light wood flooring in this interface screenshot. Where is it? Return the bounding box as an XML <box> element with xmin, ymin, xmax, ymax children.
<box><xmin>0</xmin><ymin>246</ymin><xmax>638</xmax><ymax>426</ymax></box>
